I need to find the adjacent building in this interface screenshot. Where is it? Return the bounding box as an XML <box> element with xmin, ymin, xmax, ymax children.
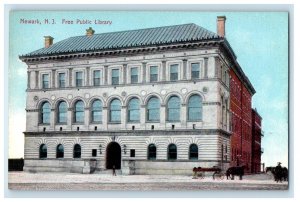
<box><xmin>251</xmin><ymin>109</ymin><xmax>263</xmax><ymax>173</ymax></box>
<box><xmin>19</xmin><ymin>16</ymin><xmax>262</xmax><ymax>174</ymax></box>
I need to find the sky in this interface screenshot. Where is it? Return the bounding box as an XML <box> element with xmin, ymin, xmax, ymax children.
<box><xmin>8</xmin><ymin>11</ymin><xmax>288</xmax><ymax>168</ymax></box>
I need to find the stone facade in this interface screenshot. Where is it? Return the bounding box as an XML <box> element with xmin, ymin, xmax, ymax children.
<box><xmin>20</xmin><ymin>20</ymin><xmax>258</xmax><ymax>175</ymax></box>
<box><xmin>22</xmin><ymin>48</ymin><xmax>232</xmax><ymax>174</ymax></box>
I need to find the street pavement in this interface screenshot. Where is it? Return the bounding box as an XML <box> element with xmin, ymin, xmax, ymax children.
<box><xmin>8</xmin><ymin>171</ymin><xmax>288</xmax><ymax>191</ymax></box>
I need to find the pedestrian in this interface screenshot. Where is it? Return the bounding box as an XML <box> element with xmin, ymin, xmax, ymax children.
<box><xmin>112</xmin><ymin>165</ymin><xmax>116</xmax><ymax>176</ymax></box>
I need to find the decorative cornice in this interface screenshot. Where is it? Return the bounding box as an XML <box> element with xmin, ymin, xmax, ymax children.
<box><xmin>20</xmin><ymin>40</ymin><xmax>222</xmax><ymax>63</ymax></box>
<box><xmin>24</xmin><ymin>129</ymin><xmax>231</xmax><ymax>137</ymax></box>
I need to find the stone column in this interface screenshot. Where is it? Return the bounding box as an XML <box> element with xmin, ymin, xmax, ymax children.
<box><xmin>35</xmin><ymin>70</ymin><xmax>39</xmax><ymax>89</ymax></box>
<box><xmin>182</xmin><ymin>58</ymin><xmax>187</xmax><ymax>80</ymax></box>
<box><xmin>86</xmin><ymin>67</ymin><xmax>90</xmax><ymax>86</ymax></box>
<box><xmin>160</xmin><ymin>104</ymin><xmax>166</xmax><ymax>129</ymax></box>
<box><xmin>52</xmin><ymin>70</ymin><xmax>56</xmax><ymax>88</ymax></box>
<box><xmin>214</xmin><ymin>56</ymin><xmax>220</xmax><ymax>78</ymax></box>
<box><xmin>50</xmin><ymin>109</ymin><xmax>55</xmax><ymax>130</ymax></box>
<box><xmin>68</xmin><ymin>68</ymin><xmax>73</xmax><ymax>87</ymax></box>
<box><xmin>121</xmin><ymin>106</ymin><xmax>127</xmax><ymax>129</ymax></box>
<box><xmin>181</xmin><ymin>104</ymin><xmax>187</xmax><ymax>128</ymax></box>
<box><xmin>84</xmin><ymin>107</ymin><xmax>90</xmax><ymax>129</ymax></box>
<box><xmin>102</xmin><ymin>107</ymin><xmax>108</xmax><ymax>130</ymax></box>
<box><xmin>140</xmin><ymin>105</ymin><xmax>146</xmax><ymax>129</ymax></box>
<box><xmin>162</xmin><ymin>60</ymin><xmax>166</xmax><ymax>81</ymax></box>
<box><xmin>142</xmin><ymin>62</ymin><xmax>147</xmax><ymax>83</ymax></box>
<box><xmin>67</xmin><ymin>108</ymin><xmax>73</xmax><ymax>130</ymax></box>
<box><xmin>123</xmin><ymin>64</ymin><xmax>127</xmax><ymax>84</ymax></box>
<box><xmin>204</xmin><ymin>57</ymin><xmax>208</xmax><ymax>78</ymax></box>
<box><xmin>27</xmin><ymin>71</ymin><xmax>31</xmax><ymax>89</ymax></box>
<box><xmin>104</xmin><ymin>65</ymin><xmax>108</xmax><ymax>85</ymax></box>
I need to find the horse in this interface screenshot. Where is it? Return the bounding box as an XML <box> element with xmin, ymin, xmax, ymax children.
<box><xmin>282</xmin><ymin>167</ymin><xmax>288</xmax><ymax>181</ymax></box>
<box><xmin>226</xmin><ymin>166</ymin><xmax>245</xmax><ymax>180</ymax></box>
<box><xmin>266</xmin><ymin>167</ymin><xmax>275</xmax><ymax>173</ymax></box>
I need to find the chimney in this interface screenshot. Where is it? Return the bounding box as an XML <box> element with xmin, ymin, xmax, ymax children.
<box><xmin>44</xmin><ymin>36</ymin><xmax>54</xmax><ymax>48</ymax></box>
<box><xmin>217</xmin><ymin>16</ymin><xmax>226</xmax><ymax>37</ymax></box>
<box><xmin>86</xmin><ymin>27</ymin><xmax>95</xmax><ymax>36</ymax></box>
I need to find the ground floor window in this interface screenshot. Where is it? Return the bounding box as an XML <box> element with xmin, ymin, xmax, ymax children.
<box><xmin>168</xmin><ymin>144</ymin><xmax>177</xmax><ymax>160</ymax></box>
<box><xmin>148</xmin><ymin>144</ymin><xmax>156</xmax><ymax>160</ymax></box>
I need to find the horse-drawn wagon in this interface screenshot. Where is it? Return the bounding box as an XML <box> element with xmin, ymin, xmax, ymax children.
<box><xmin>192</xmin><ymin>166</ymin><xmax>225</xmax><ymax>180</ymax></box>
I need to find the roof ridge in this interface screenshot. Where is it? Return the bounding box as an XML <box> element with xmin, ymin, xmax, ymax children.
<box><xmin>69</xmin><ymin>23</ymin><xmax>199</xmax><ymax>39</ymax></box>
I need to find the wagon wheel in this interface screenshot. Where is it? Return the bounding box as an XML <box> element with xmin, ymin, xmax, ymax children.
<box><xmin>213</xmin><ymin>171</ymin><xmax>225</xmax><ymax>180</ymax></box>
<box><xmin>198</xmin><ymin>172</ymin><xmax>205</xmax><ymax>179</ymax></box>
<box><xmin>218</xmin><ymin>172</ymin><xmax>225</xmax><ymax>180</ymax></box>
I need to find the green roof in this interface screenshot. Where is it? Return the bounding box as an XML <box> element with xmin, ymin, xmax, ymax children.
<box><xmin>22</xmin><ymin>23</ymin><xmax>221</xmax><ymax>57</ymax></box>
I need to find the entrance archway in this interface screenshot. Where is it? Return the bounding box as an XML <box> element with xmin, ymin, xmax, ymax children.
<box><xmin>106</xmin><ymin>142</ymin><xmax>121</xmax><ymax>169</ymax></box>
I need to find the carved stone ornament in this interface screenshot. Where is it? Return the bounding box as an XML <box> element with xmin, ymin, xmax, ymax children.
<box><xmin>141</xmin><ymin>90</ymin><xmax>147</xmax><ymax>96</ymax></box>
<box><xmin>67</xmin><ymin>94</ymin><xmax>73</xmax><ymax>100</ymax></box>
<box><xmin>121</xmin><ymin>91</ymin><xmax>127</xmax><ymax>97</ymax></box>
<box><xmin>181</xmin><ymin>88</ymin><xmax>187</xmax><ymax>94</ymax></box>
<box><xmin>203</xmin><ymin>87</ymin><xmax>208</xmax><ymax>93</ymax></box>
<box><xmin>33</xmin><ymin>96</ymin><xmax>39</xmax><ymax>101</ymax></box>
<box><xmin>102</xmin><ymin>92</ymin><xmax>108</xmax><ymax>97</ymax></box>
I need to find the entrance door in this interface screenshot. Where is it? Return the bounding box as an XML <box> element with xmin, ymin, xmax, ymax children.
<box><xmin>106</xmin><ymin>142</ymin><xmax>121</xmax><ymax>169</ymax></box>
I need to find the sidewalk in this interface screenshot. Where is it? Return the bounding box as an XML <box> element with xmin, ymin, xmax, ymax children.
<box><xmin>8</xmin><ymin>171</ymin><xmax>281</xmax><ymax>184</ymax></box>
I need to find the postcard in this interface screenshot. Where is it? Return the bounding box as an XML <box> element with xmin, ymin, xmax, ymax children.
<box><xmin>7</xmin><ymin>10</ymin><xmax>289</xmax><ymax>192</ymax></box>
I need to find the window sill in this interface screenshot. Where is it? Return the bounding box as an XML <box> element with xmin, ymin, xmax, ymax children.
<box><xmin>56</xmin><ymin>123</ymin><xmax>67</xmax><ymax>125</ymax></box>
<box><xmin>127</xmin><ymin>121</ymin><xmax>140</xmax><ymax>124</ymax></box>
<box><xmin>108</xmin><ymin>122</ymin><xmax>121</xmax><ymax>124</ymax></box>
<box><xmin>72</xmin><ymin>122</ymin><xmax>84</xmax><ymax>125</ymax></box>
<box><xmin>90</xmin><ymin>122</ymin><xmax>103</xmax><ymax>124</ymax></box>
<box><xmin>145</xmin><ymin>121</ymin><xmax>160</xmax><ymax>123</ymax></box>
<box><xmin>38</xmin><ymin>123</ymin><xmax>50</xmax><ymax>126</ymax></box>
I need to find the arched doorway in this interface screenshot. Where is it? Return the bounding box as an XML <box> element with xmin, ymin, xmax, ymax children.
<box><xmin>106</xmin><ymin>142</ymin><xmax>121</xmax><ymax>169</ymax></box>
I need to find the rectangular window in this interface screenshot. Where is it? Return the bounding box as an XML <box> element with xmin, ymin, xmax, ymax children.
<box><xmin>76</xmin><ymin>72</ymin><xmax>83</xmax><ymax>87</ymax></box>
<box><xmin>112</xmin><ymin>69</ymin><xmax>119</xmax><ymax>85</ymax></box>
<box><xmin>150</xmin><ymin>66</ymin><xmax>158</xmax><ymax>82</ymax></box>
<box><xmin>42</xmin><ymin>74</ymin><xmax>49</xmax><ymax>89</ymax></box>
<box><xmin>130</xmin><ymin>149</ymin><xmax>135</xmax><ymax>157</ymax></box>
<box><xmin>58</xmin><ymin>73</ymin><xmax>66</xmax><ymax>88</ymax></box>
<box><xmin>170</xmin><ymin>64</ymin><xmax>178</xmax><ymax>81</ymax></box>
<box><xmin>93</xmin><ymin>70</ymin><xmax>101</xmax><ymax>86</ymax></box>
<box><xmin>130</xmin><ymin>67</ymin><xmax>138</xmax><ymax>83</ymax></box>
<box><xmin>191</xmin><ymin>63</ymin><xmax>200</xmax><ymax>79</ymax></box>
<box><xmin>92</xmin><ymin>149</ymin><xmax>97</xmax><ymax>157</ymax></box>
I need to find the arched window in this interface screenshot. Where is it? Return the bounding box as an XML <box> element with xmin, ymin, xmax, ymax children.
<box><xmin>189</xmin><ymin>144</ymin><xmax>198</xmax><ymax>160</ymax></box>
<box><xmin>74</xmin><ymin>100</ymin><xmax>84</xmax><ymax>123</ymax></box>
<box><xmin>57</xmin><ymin>101</ymin><xmax>67</xmax><ymax>123</ymax></box>
<box><xmin>188</xmin><ymin>95</ymin><xmax>203</xmax><ymax>121</ymax></box>
<box><xmin>148</xmin><ymin>144</ymin><xmax>156</xmax><ymax>160</ymax></box>
<box><xmin>39</xmin><ymin>144</ymin><xmax>47</xmax><ymax>158</ymax></box>
<box><xmin>91</xmin><ymin>100</ymin><xmax>102</xmax><ymax>122</ymax></box>
<box><xmin>168</xmin><ymin>144</ymin><xmax>177</xmax><ymax>160</ymax></box>
<box><xmin>128</xmin><ymin>98</ymin><xmax>140</xmax><ymax>122</ymax></box>
<box><xmin>56</xmin><ymin>144</ymin><xmax>64</xmax><ymax>158</ymax></box>
<box><xmin>147</xmin><ymin>97</ymin><xmax>160</xmax><ymax>122</ymax></box>
<box><xmin>73</xmin><ymin>144</ymin><xmax>81</xmax><ymax>158</ymax></box>
<box><xmin>40</xmin><ymin>102</ymin><xmax>50</xmax><ymax>124</ymax></box>
<box><xmin>167</xmin><ymin>96</ymin><xmax>180</xmax><ymax>121</ymax></box>
<box><xmin>110</xmin><ymin>99</ymin><xmax>121</xmax><ymax>122</ymax></box>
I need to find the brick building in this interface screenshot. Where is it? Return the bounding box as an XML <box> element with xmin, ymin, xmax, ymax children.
<box><xmin>251</xmin><ymin>109</ymin><xmax>263</xmax><ymax>173</ymax></box>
